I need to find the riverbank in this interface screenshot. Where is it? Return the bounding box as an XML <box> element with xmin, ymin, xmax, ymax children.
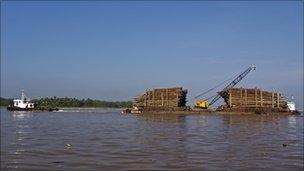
<box><xmin>0</xmin><ymin>97</ymin><xmax>132</xmax><ymax>108</ymax></box>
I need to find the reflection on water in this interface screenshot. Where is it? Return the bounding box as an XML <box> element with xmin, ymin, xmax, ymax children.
<box><xmin>288</xmin><ymin>116</ymin><xmax>297</xmax><ymax>128</ymax></box>
<box><xmin>1</xmin><ymin>108</ymin><xmax>303</xmax><ymax>170</ymax></box>
<box><xmin>12</xmin><ymin>111</ymin><xmax>33</xmax><ymax>120</ymax></box>
<box><xmin>137</xmin><ymin>114</ymin><xmax>187</xmax><ymax>124</ymax></box>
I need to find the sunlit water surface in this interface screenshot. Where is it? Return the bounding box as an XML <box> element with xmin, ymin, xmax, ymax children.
<box><xmin>1</xmin><ymin>108</ymin><xmax>303</xmax><ymax>170</ymax></box>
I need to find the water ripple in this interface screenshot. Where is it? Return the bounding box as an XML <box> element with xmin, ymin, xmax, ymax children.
<box><xmin>1</xmin><ymin>108</ymin><xmax>303</xmax><ymax>170</ymax></box>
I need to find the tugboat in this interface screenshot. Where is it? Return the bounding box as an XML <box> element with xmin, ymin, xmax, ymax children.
<box><xmin>7</xmin><ymin>90</ymin><xmax>36</xmax><ymax>111</ymax></box>
<box><xmin>6</xmin><ymin>90</ymin><xmax>59</xmax><ymax>112</ymax></box>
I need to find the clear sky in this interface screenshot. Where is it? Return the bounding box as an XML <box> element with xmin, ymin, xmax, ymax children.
<box><xmin>1</xmin><ymin>1</ymin><xmax>303</xmax><ymax>108</ymax></box>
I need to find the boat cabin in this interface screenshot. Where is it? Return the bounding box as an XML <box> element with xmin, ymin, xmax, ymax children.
<box><xmin>13</xmin><ymin>99</ymin><xmax>35</xmax><ymax>109</ymax></box>
<box><xmin>12</xmin><ymin>90</ymin><xmax>35</xmax><ymax>109</ymax></box>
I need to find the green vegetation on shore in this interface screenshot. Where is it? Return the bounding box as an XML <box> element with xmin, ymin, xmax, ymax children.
<box><xmin>0</xmin><ymin>97</ymin><xmax>13</xmax><ymax>107</ymax></box>
<box><xmin>0</xmin><ymin>97</ymin><xmax>133</xmax><ymax>108</ymax></box>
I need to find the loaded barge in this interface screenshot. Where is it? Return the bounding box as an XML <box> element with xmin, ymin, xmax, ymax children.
<box><xmin>123</xmin><ymin>65</ymin><xmax>299</xmax><ymax>115</ymax></box>
<box><xmin>123</xmin><ymin>87</ymin><xmax>299</xmax><ymax>115</ymax></box>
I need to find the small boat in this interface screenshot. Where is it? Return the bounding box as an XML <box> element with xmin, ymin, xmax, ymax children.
<box><xmin>7</xmin><ymin>90</ymin><xmax>59</xmax><ymax>112</ymax></box>
<box><xmin>7</xmin><ymin>90</ymin><xmax>36</xmax><ymax>111</ymax></box>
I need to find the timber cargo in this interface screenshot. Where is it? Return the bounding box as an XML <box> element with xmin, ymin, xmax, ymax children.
<box><xmin>218</xmin><ymin>88</ymin><xmax>296</xmax><ymax>113</ymax></box>
<box><xmin>133</xmin><ymin>87</ymin><xmax>188</xmax><ymax>111</ymax></box>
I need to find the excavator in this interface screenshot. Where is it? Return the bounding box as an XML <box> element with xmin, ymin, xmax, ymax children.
<box><xmin>194</xmin><ymin>65</ymin><xmax>256</xmax><ymax>109</ymax></box>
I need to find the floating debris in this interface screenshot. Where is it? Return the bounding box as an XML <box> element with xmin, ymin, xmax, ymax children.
<box><xmin>65</xmin><ymin>143</ymin><xmax>72</xmax><ymax>149</ymax></box>
<box><xmin>52</xmin><ymin>161</ymin><xmax>64</xmax><ymax>164</ymax></box>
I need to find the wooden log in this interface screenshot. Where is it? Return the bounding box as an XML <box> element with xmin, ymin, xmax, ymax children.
<box><xmin>240</xmin><ymin>88</ymin><xmax>243</xmax><ymax>106</ymax></box>
<box><xmin>255</xmin><ymin>88</ymin><xmax>257</xmax><ymax>107</ymax></box>
<box><xmin>260</xmin><ymin>90</ymin><xmax>263</xmax><ymax>107</ymax></box>
<box><xmin>277</xmin><ymin>92</ymin><xmax>280</xmax><ymax>108</ymax></box>
<box><xmin>161</xmin><ymin>92</ymin><xmax>164</xmax><ymax>106</ymax></box>
<box><xmin>229</xmin><ymin>91</ymin><xmax>232</xmax><ymax>107</ymax></box>
<box><xmin>166</xmin><ymin>88</ymin><xmax>168</xmax><ymax>107</ymax></box>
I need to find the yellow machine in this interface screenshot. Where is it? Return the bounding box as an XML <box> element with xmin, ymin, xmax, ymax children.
<box><xmin>193</xmin><ymin>65</ymin><xmax>256</xmax><ymax>109</ymax></box>
<box><xmin>194</xmin><ymin>100</ymin><xmax>209</xmax><ymax>109</ymax></box>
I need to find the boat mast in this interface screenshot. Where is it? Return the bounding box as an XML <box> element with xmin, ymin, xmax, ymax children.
<box><xmin>21</xmin><ymin>89</ymin><xmax>26</xmax><ymax>100</ymax></box>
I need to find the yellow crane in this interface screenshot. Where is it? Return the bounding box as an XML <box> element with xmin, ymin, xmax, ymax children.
<box><xmin>194</xmin><ymin>65</ymin><xmax>256</xmax><ymax>109</ymax></box>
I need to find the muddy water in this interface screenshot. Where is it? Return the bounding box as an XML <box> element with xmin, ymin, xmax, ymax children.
<box><xmin>1</xmin><ymin>108</ymin><xmax>303</xmax><ymax>170</ymax></box>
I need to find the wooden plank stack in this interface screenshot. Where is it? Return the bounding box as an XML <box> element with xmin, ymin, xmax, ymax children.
<box><xmin>220</xmin><ymin>88</ymin><xmax>287</xmax><ymax>109</ymax></box>
<box><xmin>133</xmin><ymin>87</ymin><xmax>187</xmax><ymax>110</ymax></box>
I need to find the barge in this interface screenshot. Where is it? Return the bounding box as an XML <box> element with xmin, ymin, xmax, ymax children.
<box><xmin>123</xmin><ymin>87</ymin><xmax>299</xmax><ymax>115</ymax></box>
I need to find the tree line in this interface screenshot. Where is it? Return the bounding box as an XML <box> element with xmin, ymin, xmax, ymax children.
<box><xmin>0</xmin><ymin>97</ymin><xmax>133</xmax><ymax>108</ymax></box>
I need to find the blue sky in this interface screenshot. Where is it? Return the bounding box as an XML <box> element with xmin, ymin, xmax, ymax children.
<box><xmin>1</xmin><ymin>1</ymin><xmax>303</xmax><ymax>108</ymax></box>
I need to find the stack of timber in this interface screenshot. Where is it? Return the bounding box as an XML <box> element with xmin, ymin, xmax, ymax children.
<box><xmin>219</xmin><ymin>88</ymin><xmax>289</xmax><ymax>113</ymax></box>
<box><xmin>133</xmin><ymin>87</ymin><xmax>188</xmax><ymax>111</ymax></box>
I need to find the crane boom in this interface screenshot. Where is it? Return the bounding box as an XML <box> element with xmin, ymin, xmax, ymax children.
<box><xmin>209</xmin><ymin>65</ymin><xmax>256</xmax><ymax>106</ymax></box>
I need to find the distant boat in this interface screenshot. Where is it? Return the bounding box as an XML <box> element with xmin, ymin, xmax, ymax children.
<box><xmin>7</xmin><ymin>90</ymin><xmax>36</xmax><ymax>111</ymax></box>
<box><xmin>6</xmin><ymin>90</ymin><xmax>59</xmax><ymax>112</ymax></box>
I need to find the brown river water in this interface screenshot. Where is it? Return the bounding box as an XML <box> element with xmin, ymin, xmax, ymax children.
<box><xmin>1</xmin><ymin>108</ymin><xmax>303</xmax><ymax>170</ymax></box>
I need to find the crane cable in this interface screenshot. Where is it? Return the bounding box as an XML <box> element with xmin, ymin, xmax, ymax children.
<box><xmin>205</xmin><ymin>94</ymin><xmax>217</xmax><ymax>101</ymax></box>
<box><xmin>193</xmin><ymin>69</ymin><xmax>246</xmax><ymax>100</ymax></box>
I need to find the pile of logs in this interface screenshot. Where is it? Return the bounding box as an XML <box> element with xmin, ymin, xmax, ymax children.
<box><xmin>133</xmin><ymin>87</ymin><xmax>187</xmax><ymax>110</ymax></box>
<box><xmin>220</xmin><ymin>88</ymin><xmax>287</xmax><ymax>109</ymax></box>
